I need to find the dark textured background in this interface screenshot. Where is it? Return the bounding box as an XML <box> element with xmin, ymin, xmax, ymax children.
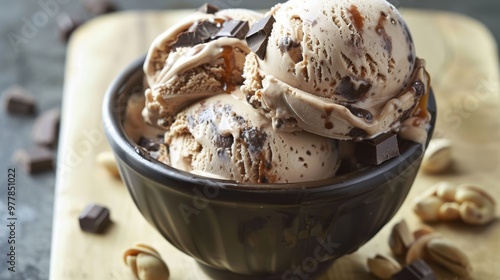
<box><xmin>0</xmin><ymin>0</ymin><xmax>498</xmax><ymax>279</ymax></box>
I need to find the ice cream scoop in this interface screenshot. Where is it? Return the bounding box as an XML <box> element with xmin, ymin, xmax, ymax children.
<box><xmin>242</xmin><ymin>0</ymin><xmax>430</xmax><ymax>142</ymax></box>
<box><xmin>164</xmin><ymin>90</ymin><xmax>340</xmax><ymax>183</ymax></box>
<box><xmin>143</xmin><ymin>8</ymin><xmax>263</xmax><ymax>129</ymax></box>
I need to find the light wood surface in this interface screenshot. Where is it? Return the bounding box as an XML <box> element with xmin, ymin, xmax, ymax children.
<box><xmin>50</xmin><ymin>9</ymin><xmax>500</xmax><ymax>280</ymax></box>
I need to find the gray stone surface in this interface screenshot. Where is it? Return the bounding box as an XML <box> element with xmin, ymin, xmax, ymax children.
<box><xmin>0</xmin><ymin>0</ymin><xmax>498</xmax><ymax>279</ymax></box>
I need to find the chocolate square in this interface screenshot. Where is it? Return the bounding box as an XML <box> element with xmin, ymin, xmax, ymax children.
<box><xmin>196</xmin><ymin>3</ymin><xmax>219</xmax><ymax>14</ymax></box>
<box><xmin>33</xmin><ymin>108</ymin><xmax>60</xmax><ymax>148</ymax></box>
<box><xmin>355</xmin><ymin>133</ymin><xmax>400</xmax><ymax>165</ymax></box>
<box><xmin>79</xmin><ymin>204</ymin><xmax>111</xmax><ymax>234</ymax></box>
<box><xmin>212</xmin><ymin>20</ymin><xmax>249</xmax><ymax>40</ymax></box>
<box><xmin>13</xmin><ymin>147</ymin><xmax>54</xmax><ymax>174</ymax></box>
<box><xmin>245</xmin><ymin>16</ymin><xmax>276</xmax><ymax>60</ymax></box>
<box><xmin>392</xmin><ymin>259</ymin><xmax>436</xmax><ymax>280</ymax></box>
<box><xmin>84</xmin><ymin>0</ymin><xmax>117</xmax><ymax>16</ymax></box>
<box><xmin>3</xmin><ymin>86</ymin><xmax>36</xmax><ymax>116</ymax></box>
<box><xmin>57</xmin><ymin>14</ymin><xmax>84</xmax><ymax>42</ymax></box>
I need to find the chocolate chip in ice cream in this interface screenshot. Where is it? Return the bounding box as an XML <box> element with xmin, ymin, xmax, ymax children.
<box><xmin>337</xmin><ymin>76</ymin><xmax>372</xmax><ymax>101</ymax></box>
<box><xmin>3</xmin><ymin>86</ymin><xmax>36</xmax><ymax>116</ymax></box>
<box><xmin>355</xmin><ymin>133</ymin><xmax>400</xmax><ymax>165</ymax></box>
<box><xmin>246</xmin><ymin>15</ymin><xmax>276</xmax><ymax>60</ymax></box>
<box><xmin>278</xmin><ymin>37</ymin><xmax>303</xmax><ymax>63</ymax></box>
<box><xmin>213</xmin><ymin>20</ymin><xmax>249</xmax><ymax>40</ymax></box>
<box><xmin>346</xmin><ymin>105</ymin><xmax>373</xmax><ymax>123</ymax></box>
<box><xmin>242</xmin><ymin>128</ymin><xmax>267</xmax><ymax>154</ymax></box>
<box><xmin>138</xmin><ymin>137</ymin><xmax>161</xmax><ymax>152</ymax></box>
<box><xmin>412</xmin><ymin>81</ymin><xmax>425</xmax><ymax>96</ymax></box>
<box><xmin>196</xmin><ymin>3</ymin><xmax>220</xmax><ymax>14</ymax></box>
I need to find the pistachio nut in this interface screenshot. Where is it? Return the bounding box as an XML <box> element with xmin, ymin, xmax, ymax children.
<box><xmin>435</xmin><ymin>181</ymin><xmax>457</xmax><ymax>202</ymax></box>
<box><xmin>123</xmin><ymin>244</ymin><xmax>170</xmax><ymax>280</ymax></box>
<box><xmin>426</xmin><ymin>238</ymin><xmax>472</xmax><ymax>277</ymax></box>
<box><xmin>413</xmin><ymin>196</ymin><xmax>444</xmax><ymax>222</ymax></box>
<box><xmin>367</xmin><ymin>254</ymin><xmax>402</xmax><ymax>279</ymax></box>
<box><xmin>455</xmin><ymin>185</ymin><xmax>496</xmax><ymax>225</ymax></box>
<box><xmin>421</xmin><ymin>138</ymin><xmax>453</xmax><ymax>174</ymax></box>
<box><xmin>438</xmin><ymin>202</ymin><xmax>461</xmax><ymax>221</ymax></box>
<box><xmin>406</xmin><ymin>233</ymin><xmax>441</xmax><ymax>264</ymax></box>
<box><xmin>388</xmin><ymin>220</ymin><xmax>414</xmax><ymax>256</ymax></box>
<box><xmin>413</xmin><ymin>226</ymin><xmax>434</xmax><ymax>240</ymax></box>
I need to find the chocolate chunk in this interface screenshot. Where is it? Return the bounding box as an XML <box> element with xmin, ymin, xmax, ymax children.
<box><xmin>3</xmin><ymin>86</ymin><xmax>36</xmax><ymax>116</ymax></box>
<box><xmin>412</xmin><ymin>81</ymin><xmax>425</xmax><ymax>95</ymax></box>
<box><xmin>392</xmin><ymin>259</ymin><xmax>436</xmax><ymax>280</ymax></box>
<box><xmin>79</xmin><ymin>204</ymin><xmax>111</xmax><ymax>234</ymax></box>
<box><xmin>246</xmin><ymin>16</ymin><xmax>276</xmax><ymax>60</ymax></box>
<box><xmin>57</xmin><ymin>13</ymin><xmax>83</xmax><ymax>42</ymax></box>
<box><xmin>337</xmin><ymin>76</ymin><xmax>371</xmax><ymax>101</ymax></box>
<box><xmin>212</xmin><ymin>20</ymin><xmax>249</xmax><ymax>40</ymax></box>
<box><xmin>33</xmin><ymin>108</ymin><xmax>60</xmax><ymax>148</ymax></box>
<box><xmin>355</xmin><ymin>133</ymin><xmax>400</xmax><ymax>165</ymax></box>
<box><xmin>139</xmin><ymin>137</ymin><xmax>161</xmax><ymax>152</ymax></box>
<box><xmin>242</xmin><ymin>128</ymin><xmax>267</xmax><ymax>154</ymax></box>
<box><xmin>196</xmin><ymin>3</ymin><xmax>220</xmax><ymax>14</ymax></box>
<box><xmin>349</xmin><ymin>127</ymin><xmax>368</xmax><ymax>138</ymax></box>
<box><xmin>174</xmin><ymin>31</ymin><xmax>204</xmax><ymax>49</ymax></box>
<box><xmin>346</xmin><ymin>105</ymin><xmax>373</xmax><ymax>122</ymax></box>
<box><xmin>194</xmin><ymin>21</ymin><xmax>223</xmax><ymax>40</ymax></box>
<box><xmin>278</xmin><ymin>37</ymin><xmax>303</xmax><ymax>63</ymax></box>
<box><xmin>13</xmin><ymin>147</ymin><xmax>54</xmax><ymax>174</ymax></box>
<box><xmin>84</xmin><ymin>0</ymin><xmax>117</xmax><ymax>16</ymax></box>
<box><xmin>172</xmin><ymin>21</ymin><xmax>222</xmax><ymax>50</ymax></box>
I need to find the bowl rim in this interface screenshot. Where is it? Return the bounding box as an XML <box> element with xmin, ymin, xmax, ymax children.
<box><xmin>103</xmin><ymin>55</ymin><xmax>437</xmax><ymax>199</ymax></box>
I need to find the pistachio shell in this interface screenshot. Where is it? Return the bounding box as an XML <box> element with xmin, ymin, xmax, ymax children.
<box><xmin>123</xmin><ymin>244</ymin><xmax>170</xmax><ymax>280</ymax></box>
<box><xmin>426</xmin><ymin>238</ymin><xmax>472</xmax><ymax>277</ymax></box>
<box><xmin>414</xmin><ymin>196</ymin><xmax>444</xmax><ymax>222</ymax></box>
<box><xmin>422</xmin><ymin>138</ymin><xmax>453</xmax><ymax>174</ymax></box>
<box><xmin>406</xmin><ymin>234</ymin><xmax>441</xmax><ymax>264</ymax></box>
<box><xmin>438</xmin><ymin>202</ymin><xmax>461</xmax><ymax>221</ymax></box>
<box><xmin>367</xmin><ymin>254</ymin><xmax>402</xmax><ymax>279</ymax></box>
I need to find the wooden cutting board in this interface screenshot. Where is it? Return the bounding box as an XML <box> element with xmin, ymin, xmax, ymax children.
<box><xmin>50</xmin><ymin>9</ymin><xmax>500</xmax><ymax>280</ymax></box>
